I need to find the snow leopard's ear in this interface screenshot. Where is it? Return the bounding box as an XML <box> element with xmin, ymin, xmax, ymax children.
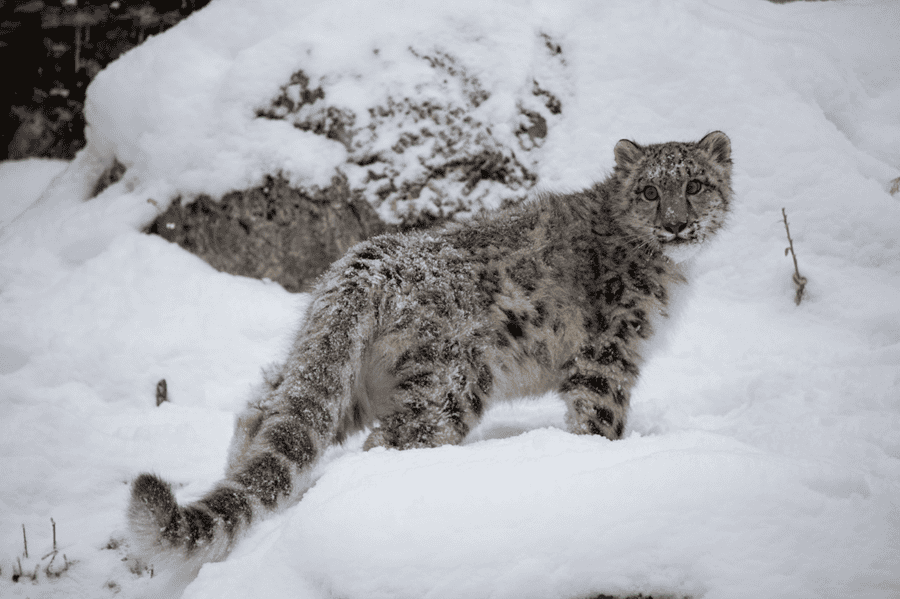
<box><xmin>698</xmin><ymin>131</ymin><xmax>731</xmax><ymax>165</ymax></box>
<box><xmin>614</xmin><ymin>139</ymin><xmax>644</xmax><ymax>169</ymax></box>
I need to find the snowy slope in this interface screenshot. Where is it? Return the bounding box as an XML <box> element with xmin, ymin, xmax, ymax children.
<box><xmin>1</xmin><ymin>0</ymin><xmax>899</xmax><ymax>598</ymax></box>
<box><xmin>0</xmin><ymin>159</ymin><xmax>68</xmax><ymax>229</ymax></box>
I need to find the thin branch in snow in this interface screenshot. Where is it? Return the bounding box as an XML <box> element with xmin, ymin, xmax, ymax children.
<box><xmin>782</xmin><ymin>207</ymin><xmax>807</xmax><ymax>305</ymax></box>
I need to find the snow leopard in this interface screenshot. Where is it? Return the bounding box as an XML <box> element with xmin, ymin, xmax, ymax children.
<box><xmin>128</xmin><ymin>131</ymin><xmax>733</xmax><ymax>576</ymax></box>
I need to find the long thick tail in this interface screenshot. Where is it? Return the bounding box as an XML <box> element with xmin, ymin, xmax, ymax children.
<box><xmin>127</xmin><ymin>399</ymin><xmax>341</xmax><ymax>573</ymax></box>
<box><xmin>128</xmin><ymin>474</ymin><xmax>255</xmax><ymax>570</ymax></box>
<box><xmin>127</xmin><ymin>239</ymin><xmax>386</xmax><ymax>573</ymax></box>
<box><xmin>127</xmin><ymin>381</ymin><xmax>344</xmax><ymax>573</ymax></box>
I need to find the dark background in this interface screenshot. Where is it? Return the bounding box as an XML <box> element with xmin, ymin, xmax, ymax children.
<box><xmin>1</xmin><ymin>0</ymin><xmax>211</xmax><ymax>161</ymax></box>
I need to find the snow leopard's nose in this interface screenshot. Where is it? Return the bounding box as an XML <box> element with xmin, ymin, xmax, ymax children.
<box><xmin>663</xmin><ymin>220</ymin><xmax>688</xmax><ymax>235</ymax></box>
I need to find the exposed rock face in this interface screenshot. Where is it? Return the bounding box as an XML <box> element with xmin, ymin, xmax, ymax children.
<box><xmin>92</xmin><ymin>158</ymin><xmax>127</xmax><ymax>197</ymax></box>
<box><xmin>146</xmin><ymin>173</ymin><xmax>391</xmax><ymax>292</ymax></box>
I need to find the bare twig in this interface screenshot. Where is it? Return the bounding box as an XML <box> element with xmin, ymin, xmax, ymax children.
<box><xmin>22</xmin><ymin>524</ymin><xmax>28</xmax><ymax>559</ymax></box>
<box><xmin>43</xmin><ymin>518</ymin><xmax>60</xmax><ymax>561</ymax></box>
<box><xmin>782</xmin><ymin>208</ymin><xmax>807</xmax><ymax>305</ymax></box>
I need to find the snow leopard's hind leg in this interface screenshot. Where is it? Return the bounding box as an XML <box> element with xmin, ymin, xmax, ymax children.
<box><xmin>363</xmin><ymin>334</ymin><xmax>494</xmax><ymax>451</ymax></box>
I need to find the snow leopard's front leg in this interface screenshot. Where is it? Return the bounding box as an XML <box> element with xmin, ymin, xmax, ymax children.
<box><xmin>559</xmin><ymin>343</ymin><xmax>639</xmax><ymax>440</ymax></box>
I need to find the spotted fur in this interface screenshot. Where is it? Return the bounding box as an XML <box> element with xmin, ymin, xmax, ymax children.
<box><xmin>127</xmin><ymin>131</ymin><xmax>732</xmax><ymax>573</ymax></box>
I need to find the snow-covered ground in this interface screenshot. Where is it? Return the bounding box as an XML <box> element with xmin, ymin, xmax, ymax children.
<box><xmin>1</xmin><ymin>0</ymin><xmax>899</xmax><ymax>597</ymax></box>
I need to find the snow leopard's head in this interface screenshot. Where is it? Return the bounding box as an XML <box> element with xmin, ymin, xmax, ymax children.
<box><xmin>613</xmin><ymin>131</ymin><xmax>733</xmax><ymax>263</ymax></box>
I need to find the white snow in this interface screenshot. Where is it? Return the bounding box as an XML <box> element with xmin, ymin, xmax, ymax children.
<box><xmin>1</xmin><ymin>0</ymin><xmax>899</xmax><ymax>598</ymax></box>
<box><xmin>0</xmin><ymin>158</ymin><xmax>68</xmax><ymax>229</ymax></box>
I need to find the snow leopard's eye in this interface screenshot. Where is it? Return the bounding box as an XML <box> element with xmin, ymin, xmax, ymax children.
<box><xmin>686</xmin><ymin>180</ymin><xmax>702</xmax><ymax>195</ymax></box>
<box><xmin>642</xmin><ymin>186</ymin><xmax>659</xmax><ymax>201</ymax></box>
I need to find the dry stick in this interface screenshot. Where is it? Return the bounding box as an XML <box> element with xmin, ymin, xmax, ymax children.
<box><xmin>22</xmin><ymin>524</ymin><xmax>28</xmax><ymax>559</ymax></box>
<box><xmin>43</xmin><ymin>517</ymin><xmax>59</xmax><ymax>561</ymax></box>
<box><xmin>42</xmin><ymin>520</ymin><xmax>70</xmax><ymax>578</ymax></box>
<box><xmin>782</xmin><ymin>207</ymin><xmax>807</xmax><ymax>305</ymax></box>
